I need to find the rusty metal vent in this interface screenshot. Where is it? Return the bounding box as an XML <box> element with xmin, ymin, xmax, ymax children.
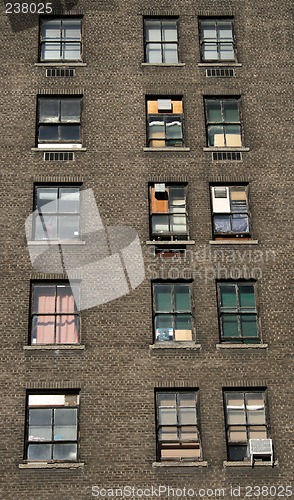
<box><xmin>206</xmin><ymin>68</ymin><xmax>235</xmax><ymax>77</ymax></box>
<box><xmin>46</xmin><ymin>68</ymin><xmax>75</xmax><ymax>77</ymax></box>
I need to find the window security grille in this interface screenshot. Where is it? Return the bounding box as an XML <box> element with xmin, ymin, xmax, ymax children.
<box><xmin>212</xmin><ymin>151</ymin><xmax>242</xmax><ymax>161</ymax></box>
<box><xmin>44</xmin><ymin>152</ymin><xmax>75</xmax><ymax>161</ymax></box>
<box><xmin>46</xmin><ymin>68</ymin><xmax>75</xmax><ymax>77</ymax></box>
<box><xmin>206</xmin><ymin>68</ymin><xmax>235</xmax><ymax>78</ymax></box>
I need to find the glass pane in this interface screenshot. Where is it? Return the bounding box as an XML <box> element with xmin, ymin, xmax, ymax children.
<box><xmin>206</xmin><ymin>100</ymin><xmax>222</xmax><ymax>122</ymax></box>
<box><xmin>42</xmin><ymin>20</ymin><xmax>61</xmax><ymax>40</ymax></box>
<box><xmin>179</xmin><ymin>407</ymin><xmax>196</xmax><ymax>425</ymax></box>
<box><xmin>29</xmin><ymin>409</ymin><xmax>52</xmax><ymax>441</ymax></box>
<box><xmin>28</xmin><ymin>394</ymin><xmax>67</xmax><ymax>406</ymax></box>
<box><xmin>42</xmin><ymin>43</ymin><xmax>61</xmax><ymax>61</ymax></box>
<box><xmin>56</xmin><ymin>286</ymin><xmax>76</xmax><ymax>313</ymax></box>
<box><xmin>180</xmin><ymin>426</ymin><xmax>198</xmax><ymax>441</ymax></box>
<box><xmin>155</xmin><ymin>315</ymin><xmax>173</xmax><ymax>341</ymax></box>
<box><xmin>36</xmin><ymin>188</ymin><xmax>58</xmax><ymax>213</ymax></box>
<box><xmin>248</xmin><ymin>426</ymin><xmax>267</xmax><ymax>440</ymax></box>
<box><xmin>146</xmin><ymin>44</ymin><xmax>162</xmax><ymax>63</ymax></box>
<box><xmin>155</xmin><ymin>285</ymin><xmax>172</xmax><ymax>311</ymax></box>
<box><xmin>174</xmin><ymin>286</ymin><xmax>190</xmax><ymax>311</ymax></box>
<box><xmin>246</xmin><ymin>393</ymin><xmax>264</xmax><ymax>408</ymax></box>
<box><xmin>220</xmin><ymin>286</ymin><xmax>237</xmax><ymax>309</ymax></box>
<box><xmin>54</xmin><ymin>408</ymin><xmax>77</xmax><ymax>440</ymax></box>
<box><xmin>247</xmin><ymin>410</ymin><xmax>266</xmax><ymax>425</ymax></box>
<box><xmin>152</xmin><ymin>215</ymin><xmax>169</xmax><ymax>234</ymax></box>
<box><xmin>220</xmin><ymin>42</ymin><xmax>234</xmax><ymax>60</ymax></box>
<box><xmin>227</xmin><ymin>409</ymin><xmax>246</xmax><ymax>424</ymax></box>
<box><xmin>225</xmin><ymin>125</ymin><xmax>242</xmax><ymax>147</ymax></box>
<box><xmin>213</xmin><ymin>215</ymin><xmax>231</xmax><ymax>233</ymax></box>
<box><xmin>228</xmin><ymin>426</ymin><xmax>247</xmax><ymax>442</ymax></box>
<box><xmin>226</xmin><ymin>393</ymin><xmax>245</xmax><ymax>408</ymax></box>
<box><xmin>169</xmin><ymin>187</ymin><xmax>186</xmax><ymax>212</ymax></box>
<box><xmin>241</xmin><ymin>315</ymin><xmax>258</xmax><ymax>338</ymax></box>
<box><xmin>148</xmin><ymin>118</ymin><xmax>165</xmax><ymax>146</ymax></box>
<box><xmin>58</xmin><ymin>215</ymin><xmax>80</xmax><ymax>239</ymax></box>
<box><xmin>145</xmin><ymin>20</ymin><xmax>161</xmax><ymax>41</ymax></box>
<box><xmin>239</xmin><ymin>286</ymin><xmax>255</xmax><ymax>310</ymax></box>
<box><xmin>179</xmin><ymin>393</ymin><xmax>196</xmax><ymax>407</ymax></box>
<box><xmin>39</xmin><ymin>100</ymin><xmax>59</xmax><ymax>123</ymax></box>
<box><xmin>56</xmin><ymin>315</ymin><xmax>79</xmax><ymax>344</ymax></box>
<box><xmin>222</xmin><ymin>315</ymin><xmax>239</xmax><ymax>337</ymax></box>
<box><xmin>58</xmin><ymin>188</ymin><xmax>80</xmax><ymax>213</ymax></box>
<box><xmin>60</xmin><ymin>99</ymin><xmax>80</xmax><ymax>122</ymax></box>
<box><xmin>223</xmin><ymin>101</ymin><xmax>240</xmax><ymax>122</ymax></box>
<box><xmin>163</xmin><ymin>44</ymin><xmax>178</xmax><ymax>63</ymax></box>
<box><xmin>162</xmin><ymin>21</ymin><xmax>177</xmax><ymax>41</ymax></box>
<box><xmin>32</xmin><ymin>315</ymin><xmax>55</xmax><ymax>344</ymax></box>
<box><xmin>53</xmin><ymin>443</ymin><xmax>77</xmax><ymax>460</ymax></box>
<box><xmin>159</xmin><ymin>426</ymin><xmax>178</xmax><ymax>441</ymax></box>
<box><xmin>38</xmin><ymin>125</ymin><xmax>59</xmax><ymax>141</ymax></box>
<box><xmin>202</xmin><ymin>21</ymin><xmax>217</xmax><ymax>40</ymax></box>
<box><xmin>59</xmin><ymin>125</ymin><xmax>81</xmax><ymax>141</ymax></box>
<box><xmin>63</xmin><ymin>43</ymin><xmax>81</xmax><ymax>60</ymax></box>
<box><xmin>170</xmin><ymin>214</ymin><xmax>187</xmax><ymax>234</ymax></box>
<box><xmin>158</xmin><ymin>393</ymin><xmax>176</xmax><ymax>406</ymax></box>
<box><xmin>218</xmin><ymin>22</ymin><xmax>233</xmax><ymax>40</ymax></box>
<box><xmin>62</xmin><ymin>20</ymin><xmax>81</xmax><ymax>40</ymax></box>
<box><xmin>208</xmin><ymin>125</ymin><xmax>225</xmax><ymax>147</ymax></box>
<box><xmin>166</xmin><ymin>118</ymin><xmax>182</xmax><ymax>139</ymax></box>
<box><xmin>175</xmin><ymin>314</ymin><xmax>192</xmax><ymax>331</ymax></box>
<box><xmin>158</xmin><ymin>407</ymin><xmax>177</xmax><ymax>425</ymax></box>
<box><xmin>27</xmin><ymin>444</ymin><xmax>52</xmax><ymax>460</ymax></box>
<box><xmin>33</xmin><ymin>285</ymin><xmax>55</xmax><ymax>314</ymax></box>
<box><xmin>34</xmin><ymin>215</ymin><xmax>58</xmax><ymax>240</ymax></box>
<box><xmin>203</xmin><ymin>42</ymin><xmax>218</xmax><ymax>60</ymax></box>
<box><xmin>231</xmin><ymin>214</ymin><xmax>249</xmax><ymax>233</ymax></box>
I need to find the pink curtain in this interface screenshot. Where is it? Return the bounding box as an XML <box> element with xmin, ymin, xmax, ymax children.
<box><xmin>35</xmin><ymin>294</ymin><xmax>55</xmax><ymax>344</ymax></box>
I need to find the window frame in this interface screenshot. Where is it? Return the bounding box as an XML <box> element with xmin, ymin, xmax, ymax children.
<box><xmin>29</xmin><ymin>281</ymin><xmax>80</xmax><ymax>346</ymax></box>
<box><xmin>33</xmin><ymin>184</ymin><xmax>81</xmax><ymax>241</ymax></box>
<box><xmin>149</xmin><ymin>183</ymin><xmax>189</xmax><ymax>241</ymax></box>
<box><xmin>155</xmin><ymin>389</ymin><xmax>202</xmax><ymax>462</ymax></box>
<box><xmin>146</xmin><ymin>96</ymin><xmax>184</xmax><ymax>148</ymax></box>
<box><xmin>199</xmin><ymin>17</ymin><xmax>236</xmax><ymax>62</ymax></box>
<box><xmin>152</xmin><ymin>281</ymin><xmax>194</xmax><ymax>342</ymax></box>
<box><xmin>37</xmin><ymin>96</ymin><xmax>83</xmax><ymax>147</ymax></box>
<box><xmin>39</xmin><ymin>17</ymin><xmax>83</xmax><ymax>63</ymax></box>
<box><xmin>223</xmin><ymin>389</ymin><xmax>270</xmax><ymax>461</ymax></box>
<box><xmin>210</xmin><ymin>185</ymin><xmax>251</xmax><ymax>239</ymax></box>
<box><xmin>204</xmin><ymin>97</ymin><xmax>243</xmax><ymax>148</ymax></box>
<box><xmin>144</xmin><ymin>17</ymin><xmax>179</xmax><ymax>64</ymax></box>
<box><xmin>217</xmin><ymin>281</ymin><xmax>260</xmax><ymax>344</ymax></box>
<box><xmin>24</xmin><ymin>391</ymin><xmax>80</xmax><ymax>462</ymax></box>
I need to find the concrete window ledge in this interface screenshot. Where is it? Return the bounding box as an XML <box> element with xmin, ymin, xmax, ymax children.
<box><xmin>216</xmin><ymin>344</ymin><xmax>268</xmax><ymax>350</ymax></box>
<box><xmin>209</xmin><ymin>240</ymin><xmax>258</xmax><ymax>245</ymax></box>
<box><xmin>141</xmin><ymin>63</ymin><xmax>186</xmax><ymax>67</ymax></box>
<box><xmin>150</xmin><ymin>343</ymin><xmax>201</xmax><ymax>351</ymax></box>
<box><xmin>153</xmin><ymin>461</ymin><xmax>208</xmax><ymax>468</ymax></box>
<box><xmin>19</xmin><ymin>462</ymin><xmax>84</xmax><ymax>469</ymax></box>
<box><xmin>27</xmin><ymin>241</ymin><xmax>86</xmax><ymax>246</ymax></box>
<box><xmin>24</xmin><ymin>345</ymin><xmax>85</xmax><ymax>351</ymax></box>
<box><xmin>146</xmin><ymin>240</ymin><xmax>195</xmax><ymax>246</ymax></box>
<box><xmin>198</xmin><ymin>62</ymin><xmax>242</xmax><ymax>67</ymax></box>
<box><xmin>34</xmin><ymin>63</ymin><xmax>87</xmax><ymax>67</ymax></box>
<box><xmin>31</xmin><ymin>148</ymin><xmax>87</xmax><ymax>152</ymax></box>
<box><xmin>143</xmin><ymin>147</ymin><xmax>191</xmax><ymax>152</ymax></box>
<box><xmin>203</xmin><ymin>147</ymin><xmax>250</xmax><ymax>152</ymax></box>
<box><xmin>223</xmin><ymin>460</ymin><xmax>278</xmax><ymax>468</ymax></box>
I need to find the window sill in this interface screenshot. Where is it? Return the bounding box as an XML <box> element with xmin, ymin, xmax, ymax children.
<box><xmin>209</xmin><ymin>240</ymin><xmax>258</xmax><ymax>245</ymax></box>
<box><xmin>32</xmin><ymin>147</ymin><xmax>87</xmax><ymax>152</ymax></box>
<box><xmin>24</xmin><ymin>345</ymin><xmax>85</xmax><ymax>351</ymax></box>
<box><xmin>141</xmin><ymin>63</ymin><xmax>186</xmax><ymax>67</ymax></box>
<box><xmin>146</xmin><ymin>240</ymin><xmax>195</xmax><ymax>246</ymax></box>
<box><xmin>216</xmin><ymin>343</ymin><xmax>268</xmax><ymax>350</ymax></box>
<box><xmin>143</xmin><ymin>147</ymin><xmax>190</xmax><ymax>152</ymax></box>
<box><xmin>19</xmin><ymin>462</ymin><xmax>84</xmax><ymax>469</ymax></box>
<box><xmin>223</xmin><ymin>460</ymin><xmax>278</xmax><ymax>468</ymax></box>
<box><xmin>35</xmin><ymin>63</ymin><xmax>87</xmax><ymax>67</ymax></box>
<box><xmin>203</xmin><ymin>147</ymin><xmax>250</xmax><ymax>152</ymax></box>
<box><xmin>198</xmin><ymin>62</ymin><xmax>242</xmax><ymax>67</ymax></box>
<box><xmin>27</xmin><ymin>240</ymin><xmax>86</xmax><ymax>246</ymax></box>
<box><xmin>152</xmin><ymin>461</ymin><xmax>208</xmax><ymax>468</ymax></box>
<box><xmin>150</xmin><ymin>343</ymin><xmax>201</xmax><ymax>350</ymax></box>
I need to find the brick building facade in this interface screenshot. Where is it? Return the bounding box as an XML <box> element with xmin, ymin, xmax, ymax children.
<box><xmin>0</xmin><ymin>0</ymin><xmax>293</xmax><ymax>498</ymax></box>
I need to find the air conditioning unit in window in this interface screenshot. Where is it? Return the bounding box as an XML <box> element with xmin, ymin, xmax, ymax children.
<box><xmin>249</xmin><ymin>439</ymin><xmax>273</xmax><ymax>466</ymax></box>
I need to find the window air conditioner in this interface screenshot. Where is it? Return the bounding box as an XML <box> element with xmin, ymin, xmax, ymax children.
<box><xmin>249</xmin><ymin>439</ymin><xmax>273</xmax><ymax>466</ymax></box>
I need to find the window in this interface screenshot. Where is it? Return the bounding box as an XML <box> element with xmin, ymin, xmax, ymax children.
<box><xmin>40</xmin><ymin>18</ymin><xmax>82</xmax><ymax>62</ymax></box>
<box><xmin>218</xmin><ymin>282</ymin><xmax>259</xmax><ymax>343</ymax></box>
<box><xmin>30</xmin><ymin>282</ymin><xmax>80</xmax><ymax>345</ymax></box>
<box><xmin>156</xmin><ymin>391</ymin><xmax>202</xmax><ymax>461</ymax></box>
<box><xmin>146</xmin><ymin>97</ymin><xmax>184</xmax><ymax>148</ymax></box>
<box><xmin>37</xmin><ymin>97</ymin><xmax>82</xmax><ymax>147</ymax></box>
<box><xmin>144</xmin><ymin>18</ymin><xmax>179</xmax><ymax>63</ymax></box>
<box><xmin>25</xmin><ymin>392</ymin><xmax>79</xmax><ymax>461</ymax></box>
<box><xmin>204</xmin><ymin>98</ymin><xmax>242</xmax><ymax>147</ymax></box>
<box><xmin>153</xmin><ymin>282</ymin><xmax>193</xmax><ymax>342</ymax></box>
<box><xmin>149</xmin><ymin>184</ymin><xmax>188</xmax><ymax>240</ymax></box>
<box><xmin>211</xmin><ymin>186</ymin><xmax>250</xmax><ymax>238</ymax></box>
<box><xmin>224</xmin><ymin>390</ymin><xmax>270</xmax><ymax>461</ymax></box>
<box><xmin>199</xmin><ymin>18</ymin><xmax>236</xmax><ymax>62</ymax></box>
<box><xmin>33</xmin><ymin>186</ymin><xmax>80</xmax><ymax>240</ymax></box>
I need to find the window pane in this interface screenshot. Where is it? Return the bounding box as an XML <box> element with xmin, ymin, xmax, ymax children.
<box><xmin>155</xmin><ymin>315</ymin><xmax>173</xmax><ymax>341</ymax></box>
<box><xmin>42</xmin><ymin>43</ymin><xmax>61</xmax><ymax>61</ymax></box>
<box><xmin>241</xmin><ymin>315</ymin><xmax>258</xmax><ymax>338</ymax></box>
<box><xmin>53</xmin><ymin>443</ymin><xmax>77</xmax><ymax>460</ymax></box>
<box><xmin>54</xmin><ymin>408</ymin><xmax>77</xmax><ymax>440</ymax></box>
<box><xmin>32</xmin><ymin>315</ymin><xmax>55</xmax><ymax>344</ymax></box>
<box><xmin>158</xmin><ymin>393</ymin><xmax>176</xmax><ymax>406</ymax></box>
<box><xmin>208</xmin><ymin>125</ymin><xmax>225</xmax><ymax>147</ymax></box>
<box><xmin>146</xmin><ymin>44</ymin><xmax>162</xmax><ymax>63</ymax></box>
<box><xmin>218</xmin><ymin>22</ymin><xmax>233</xmax><ymax>40</ymax></box>
<box><xmin>56</xmin><ymin>315</ymin><xmax>79</xmax><ymax>344</ymax></box>
<box><xmin>148</xmin><ymin>118</ymin><xmax>165</xmax><ymax>146</ymax></box>
<box><xmin>203</xmin><ymin>43</ymin><xmax>218</xmax><ymax>60</ymax></box>
<box><xmin>58</xmin><ymin>215</ymin><xmax>80</xmax><ymax>239</ymax></box>
<box><xmin>248</xmin><ymin>426</ymin><xmax>267</xmax><ymax>440</ymax></box>
<box><xmin>169</xmin><ymin>188</ymin><xmax>186</xmax><ymax>212</ymax></box>
<box><xmin>162</xmin><ymin>21</ymin><xmax>177</xmax><ymax>41</ymax></box>
<box><xmin>247</xmin><ymin>410</ymin><xmax>266</xmax><ymax>425</ymax></box>
<box><xmin>145</xmin><ymin>20</ymin><xmax>161</xmax><ymax>41</ymax></box>
<box><xmin>239</xmin><ymin>286</ymin><xmax>255</xmax><ymax>310</ymax></box>
<box><xmin>206</xmin><ymin>100</ymin><xmax>222</xmax><ymax>122</ymax></box>
<box><xmin>166</xmin><ymin>118</ymin><xmax>182</xmax><ymax>139</ymax></box>
<box><xmin>62</xmin><ymin>20</ymin><xmax>81</xmax><ymax>40</ymax></box>
<box><xmin>226</xmin><ymin>393</ymin><xmax>244</xmax><ymax>408</ymax></box>
<box><xmin>175</xmin><ymin>314</ymin><xmax>192</xmax><ymax>331</ymax></box>
<box><xmin>222</xmin><ymin>315</ymin><xmax>239</xmax><ymax>337</ymax></box>
<box><xmin>220</xmin><ymin>286</ymin><xmax>237</xmax><ymax>309</ymax></box>
<box><xmin>39</xmin><ymin>100</ymin><xmax>59</xmax><ymax>123</ymax></box>
<box><xmin>159</xmin><ymin>407</ymin><xmax>177</xmax><ymax>425</ymax></box>
<box><xmin>202</xmin><ymin>22</ymin><xmax>217</xmax><ymax>40</ymax></box>
<box><xmin>246</xmin><ymin>393</ymin><xmax>264</xmax><ymax>408</ymax></box>
<box><xmin>33</xmin><ymin>285</ymin><xmax>56</xmax><ymax>314</ymax></box>
<box><xmin>228</xmin><ymin>426</ymin><xmax>247</xmax><ymax>442</ymax></box>
<box><xmin>28</xmin><ymin>444</ymin><xmax>52</xmax><ymax>460</ymax></box>
<box><xmin>178</xmin><ymin>393</ymin><xmax>196</xmax><ymax>407</ymax></box>
<box><xmin>178</xmin><ymin>407</ymin><xmax>197</xmax><ymax>425</ymax></box>
<box><xmin>56</xmin><ymin>286</ymin><xmax>76</xmax><ymax>313</ymax></box>
<box><xmin>174</xmin><ymin>286</ymin><xmax>190</xmax><ymax>311</ymax></box>
<box><xmin>170</xmin><ymin>214</ymin><xmax>187</xmax><ymax>234</ymax></box>
<box><xmin>29</xmin><ymin>409</ymin><xmax>52</xmax><ymax>441</ymax></box>
<box><xmin>155</xmin><ymin>285</ymin><xmax>172</xmax><ymax>311</ymax></box>
<box><xmin>159</xmin><ymin>426</ymin><xmax>178</xmax><ymax>441</ymax></box>
<box><xmin>42</xmin><ymin>20</ymin><xmax>61</xmax><ymax>39</ymax></box>
<box><xmin>152</xmin><ymin>215</ymin><xmax>169</xmax><ymax>234</ymax></box>
<box><xmin>227</xmin><ymin>409</ymin><xmax>246</xmax><ymax>424</ymax></box>
<box><xmin>214</xmin><ymin>215</ymin><xmax>231</xmax><ymax>233</ymax></box>
<box><xmin>225</xmin><ymin>125</ymin><xmax>242</xmax><ymax>147</ymax></box>
<box><xmin>34</xmin><ymin>215</ymin><xmax>58</xmax><ymax>240</ymax></box>
<box><xmin>163</xmin><ymin>44</ymin><xmax>178</xmax><ymax>63</ymax></box>
<box><xmin>58</xmin><ymin>188</ymin><xmax>80</xmax><ymax>213</ymax></box>
<box><xmin>59</xmin><ymin>125</ymin><xmax>81</xmax><ymax>141</ymax></box>
<box><xmin>231</xmin><ymin>214</ymin><xmax>249</xmax><ymax>233</ymax></box>
<box><xmin>36</xmin><ymin>188</ymin><xmax>58</xmax><ymax>212</ymax></box>
<box><xmin>220</xmin><ymin>42</ymin><xmax>234</xmax><ymax>60</ymax></box>
<box><xmin>63</xmin><ymin>43</ymin><xmax>81</xmax><ymax>60</ymax></box>
<box><xmin>60</xmin><ymin>100</ymin><xmax>80</xmax><ymax>122</ymax></box>
<box><xmin>180</xmin><ymin>426</ymin><xmax>198</xmax><ymax>441</ymax></box>
<box><xmin>28</xmin><ymin>394</ymin><xmax>67</xmax><ymax>406</ymax></box>
<box><xmin>223</xmin><ymin>101</ymin><xmax>239</xmax><ymax>122</ymax></box>
<box><xmin>39</xmin><ymin>125</ymin><xmax>59</xmax><ymax>141</ymax></box>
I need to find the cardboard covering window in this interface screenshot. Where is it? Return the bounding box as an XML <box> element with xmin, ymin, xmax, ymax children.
<box><xmin>151</xmin><ymin>187</ymin><xmax>169</xmax><ymax>213</ymax></box>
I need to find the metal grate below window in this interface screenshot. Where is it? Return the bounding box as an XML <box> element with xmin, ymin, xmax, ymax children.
<box><xmin>44</xmin><ymin>152</ymin><xmax>75</xmax><ymax>161</ymax></box>
<box><xmin>46</xmin><ymin>68</ymin><xmax>75</xmax><ymax>77</ymax></box>
<box><xmin>212</xmin><ymin>151</ymin><xmax>242</xmax><ymax>161</ymax></box>
<box><xmin>206</xmin><ymin>68</ymin><xmax>235</xmax><ymax>78</ymax></box>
